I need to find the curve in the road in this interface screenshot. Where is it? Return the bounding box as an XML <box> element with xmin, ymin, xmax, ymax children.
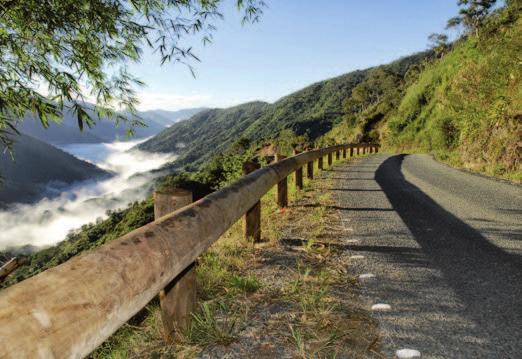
<box><xmin>334</xmin><ymin>154</ymin><xmax>522</xmax><ymax>358</ymax></box>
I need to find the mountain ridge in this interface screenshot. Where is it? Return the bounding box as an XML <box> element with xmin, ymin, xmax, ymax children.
<box><xmin>137</xmin><ymin>51</ymin><xmax>431</xmax><ymax>170</ymax></box>
<box><xmin>15</xmin><ymin>106</ymin><xmax>206</xmax><ymax>145</ymax></box>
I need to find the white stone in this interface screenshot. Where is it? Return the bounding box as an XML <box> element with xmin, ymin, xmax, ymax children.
<box><xmin>396</xmin><ymin>348</ymin><xmax>421</xmax><ymax>358</ymax></box>
<box><xmin>371</xmin><ymin>303</ymin><xmax>391</xmax><ymax>311</ymax></box>
<box><xmin>345</xmin><ymin>239</ymin><xmax>359</xmax><ymax>243</ymax></box>
<box><xmin>359</xmin><ymin>273</ymin><xmax>375</xmax><ymax>279</ymax></box>
<box><xmin>32</xmin><ymin>309</ymin><xmax>51</xmax><ymax>329</ymax></box>
<box><xmin>350</xmin><ymin>255</ymin><xmax>365</xmax><ymax>260</ymax></box>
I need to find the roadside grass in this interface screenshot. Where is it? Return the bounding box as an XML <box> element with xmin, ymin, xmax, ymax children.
<box><xmin>90</xmin><ymin>155</ymin><xmax>380</xmax><ymax>358</ymax></box>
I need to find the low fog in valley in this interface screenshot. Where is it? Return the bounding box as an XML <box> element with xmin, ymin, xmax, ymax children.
<box><xmin>0</xmin><ymin>139</ymin><xmax>175</xmax><ymax>251</ymax></box>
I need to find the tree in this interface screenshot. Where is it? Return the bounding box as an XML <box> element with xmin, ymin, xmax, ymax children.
<box><xmin>0</xmin><ymin>0</ymin><xmax>265</xmax><ymax>151</ymax></box>
<box><xmin>446</xmin><ymin>0</ymin><xmax>497</xmax><ymax>36</ymax></box>
<box><xmin>428</xmin><ymin>33</ymin><xmax>449</xmax><ymax>57</ymax></box>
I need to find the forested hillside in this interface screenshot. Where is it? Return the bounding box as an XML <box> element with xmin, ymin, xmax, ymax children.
<box><xmin>246</xmin><ymin>51</ymin><xmax>433</xmax><ymax>144</ymax></box>
<box><xmin>138</xmin><ymin>52</ymin><xmax>430</xmax><ymax>170</ymax></box>
<box><xmin>138</xmin><ymin>102</ymin><xmax>269</xmax><ymax>167</ymax></box>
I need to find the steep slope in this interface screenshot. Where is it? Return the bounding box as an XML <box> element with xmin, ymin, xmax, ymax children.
<box><xmin>385</xmin><ymin>7</ymin><xmax>521</xmax><ymax>180</ymax></box>
<box><xmin>0</xmin><ymin>134</ymin><xmax>109</xmax><ymax>206</ymax></box>
<box><xmin>138</xmin><ymin>102</ymin><xmax>269</xmax><ymax>167</ymax></box>
<box><xmin>242</xmin><ymin>70</ymin><xmax>367</xmax><ymax>141</ymax></box>
<box><xmin>244</xmin><ymin>51</ymin><xmax>431</xmax><ymax>143</ymax></box>
<box><xmin>16</xmin><ymin>107</ymin><xmax>206</xmax><ymax>145</ymax></box>
<box><xmin>320</xmin><ymin>51</ymin><xmax>434</xmax><ymax>145</ymax></box>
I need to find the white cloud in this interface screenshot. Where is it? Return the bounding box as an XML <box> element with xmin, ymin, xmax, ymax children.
<box><xmin>135</xmin><ymin>90</ymin><xmax>271</xmax><ymax>111</ymax></box>
<box><xmin>0</xmin><ymin>140</ymin><xmax>175</xmax><ymax>250</ymax></box>
<box><xmin>136</xmin><ymin>91</ymin><xmax>214</xmax><ymax>111</ymax></box>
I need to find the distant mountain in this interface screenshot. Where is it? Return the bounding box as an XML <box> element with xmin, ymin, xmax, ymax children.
<box><xmin>16</xmin><ymin>106</ymin><xmax>206</xmax><ymax>145</ymax></box>
<box><xmin>138</xmin><ymin>102</ymin><xmax>269</xmax><ymax>167</ymax></box>
<box><xmin>139</xmin><ymin>108</ymin><xmax>208</xmax><ymax>128</ymax></box>
<box><xmin>0</xmin><ymin>134</ymin><xmax>109</xmax><ymax>206</ymax></box>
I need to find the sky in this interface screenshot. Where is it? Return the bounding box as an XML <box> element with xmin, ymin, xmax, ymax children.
<box><xmin>129</xmin><ymin>0</ymin><xmax>461</xmax><ymax>111</ymax></box>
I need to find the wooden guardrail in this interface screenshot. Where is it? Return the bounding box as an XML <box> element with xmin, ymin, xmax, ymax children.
<box><xmin>0</xmin><ymin>143</ymin><xmax>378</xmax><ymax>358</ymax></box>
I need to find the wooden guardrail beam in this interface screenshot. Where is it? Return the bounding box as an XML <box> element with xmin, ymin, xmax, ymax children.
<box><xmin>306</xmin><ymin>160</ymin><xmax>314</xmax><ymax>179</ymax></box>
<box><xmin>0</xmin><ymin>144</ymin><xmax>369</xmax><ymax>358</ymax></box>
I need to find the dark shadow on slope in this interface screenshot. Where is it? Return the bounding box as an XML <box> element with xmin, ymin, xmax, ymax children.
<box><xmin>375</xmin><ymin>154</ymin><xmax>522</xmax><ymax>354</ymax></box>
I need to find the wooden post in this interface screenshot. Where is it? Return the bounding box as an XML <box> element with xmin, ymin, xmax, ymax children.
<box><xmin>154</xmin><ymin>189</ymin><xmax>192</xmax><ymax>220</ymax></box>
<box><xmin>154</xmin><ymin>189</ymin><xmax>194</xmax><ymax>342</ymax></box>
<box><xmin>318</xmin><ymin>156</ymin><xmax>324</xmax><ymax>170</ymax></box>
<box><xmin>243</xmin><ymin>161</ymin><xmax>261</xmax><ymax>242</ymax></box>
<box><xmin>369</xmin><ymin>145</ymin><xmax>373</xmax><ymax>154</ymax></box>
<box><xmin>276</xmin><ymin>154</ymin><xmax>288</xmax><ymax>208</ymax></box>
<box><xmin>375</xmin><ymin>145</ymin><xmax>379</xmax><ymax>153</ymax></box>
<box><xmin>307</xmin><ymin>161</ymin><xmax>314</xmax><ymax>179</ymax></box>
<box><xmin>327</xmin><ymin>152</ymin><xmax>333</xmax><ymax>166</ymax></box>
<box><xmin>342</xmin><ymin>146</ymin><xmax>347</xmax><ymax>159</ymax></box>
<box><xmin>335</xmin><ymin>150</ymin><xmax>340</xmax><ymax>160</ymax></box>
<box><xmin>350</xmin><ymin>145</ymin><xmax>354</xmax><ymax>157</ymax></box>
<box><xmin>363</xmin><ymin>144</ymin><xmax>366</xmax><ymax>155</ymax></box>
<box><xmin>294</xmin><ymin>150</ymin><xmax>303</xmax><ymax>190</ymax></box>
<box><xmin>356</xmin><ymin>145</ymin><xmax>360</xmax><ymax>155</ymax></box>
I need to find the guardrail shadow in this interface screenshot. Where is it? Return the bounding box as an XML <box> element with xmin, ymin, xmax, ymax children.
<box><xmin>375</xmin><ymin>154</ymin><xmax>522</xmax><ymax>355</ymax></box>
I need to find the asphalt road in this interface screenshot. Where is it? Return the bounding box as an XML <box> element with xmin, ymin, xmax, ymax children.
<box><xmin>333</xmin><ymin>154</ymin><xmax>522</xmax><ymax>358</ymax></box>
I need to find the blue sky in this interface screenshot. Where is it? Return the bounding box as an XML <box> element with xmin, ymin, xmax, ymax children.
<box><xmin>130</xmin><ymin>0</ymin><xmax>460</xmax><ymax>111</ymax></box>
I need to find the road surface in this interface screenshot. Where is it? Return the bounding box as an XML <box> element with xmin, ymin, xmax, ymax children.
<box><xmin>333</xmin><ymin>154</ymin><xmax>522</xmax><ymax>358</ymax></box>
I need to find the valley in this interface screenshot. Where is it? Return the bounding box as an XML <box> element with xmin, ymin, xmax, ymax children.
<box><xmin>0</xmin><ymin>138</ymin><xmax>174</xmax><ymax>251</ymax></box>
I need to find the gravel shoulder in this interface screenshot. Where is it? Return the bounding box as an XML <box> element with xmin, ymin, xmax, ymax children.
<box><xmin>334</xmin><ymin>154</ymin><xmax>522</xmax><ymax>358</ymax></box>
